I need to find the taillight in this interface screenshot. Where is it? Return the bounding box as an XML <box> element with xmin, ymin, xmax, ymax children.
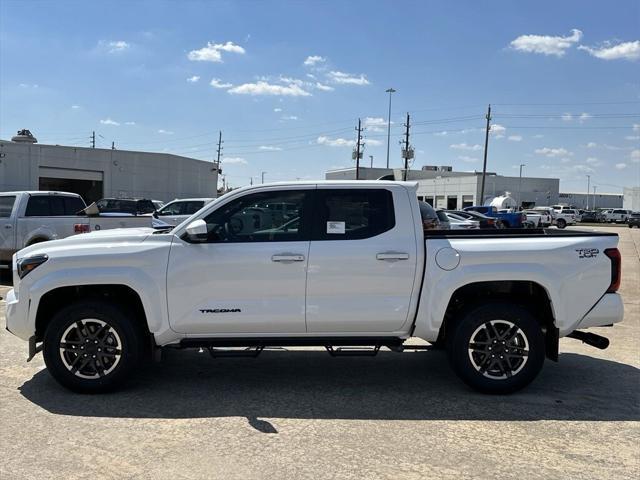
<box><xmin>74</xmin><ymin>224</ymin><xmax>90</xmax><ymax>233</ymax></box>
<box><xmin>604</xmin><ymin>248</ymin><xmax>621</xmax><ymax>293</ymax></box>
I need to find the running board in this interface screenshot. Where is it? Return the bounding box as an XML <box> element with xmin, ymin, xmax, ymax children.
<box><xmin>207</xmin><ymin>346</ymin><xmax>264</xmax><ymax>358</ymax></box>
<box><xmin>179</xmin><ymin>336</ymin><xmax>404</xmax><ymax>349</ymax></box>
<box><xmin>566</xmin><ymin>330</ymin><xmax>610</xmax><ymax>350</ymax></box>
<box><xmin>326</xmin><ymin>345</ymin><xmax>381</xmax><ymax>357</ymax></box>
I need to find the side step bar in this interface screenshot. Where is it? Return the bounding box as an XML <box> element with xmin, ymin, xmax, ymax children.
<box><xmin>566</xmin><ymin>330</ymin><xmax>610</xmax><ymax>350</ymax></box>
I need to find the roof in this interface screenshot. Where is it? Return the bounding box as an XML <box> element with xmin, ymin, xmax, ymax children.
<box><xmin>0</xmin><ymin>190</ymin><xmax>81</xmax><ymax>196</ymax></box>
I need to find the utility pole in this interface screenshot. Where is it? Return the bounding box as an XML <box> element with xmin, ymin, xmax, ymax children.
<box><xmin>401</xmin><ymin>113</ymin><xmax>413</xmax><ymax>181</ymax></box>
<box><xmin>215</xmin><ymin>131</ymin><xmax>223</xmax><ymax>166</ymax></box>
<box><xmin>91</xmin><ymin>131</ymin><xmax>96</xmax><ymax>149</ymax></box>
<box><xmin>586</xmin><ymin>174</ymin><xmax>591</xmax><ymax>210</ymax></box>
<box><xmin>261</xmin><ymin>171</ymin><xmax>266</xmax><ymax>184</ymax></box>
<box><xmin>353</xmin><ymin>118</ymin><xmax>364</xmax><ymax>180</ymax></box>
<box><xmin>593</xmin><ymin>185</ymin><xmax>597</xmax><ymax>209</ymax></box>
<box><xmin>369</xmin><ymin>155</ymin><xmax>373</xmax><ymax>168</ymax></box>
<box><xmin>111</xmin><ymin>141</ymin><xmax>115</xmax><ymax>150</ymax></box>
<box><xmin>385</xmin><ymin>88</ymin><xmax>396</xmax><ymax>169</ymax></box>
<box><xmin>518</xmin><ymin>164</ymin><xmax>526</xmax><ymax>208</ymax></box>
<box><xmin>479</xmin><ymin>104</ymin><xmax>492</xmax><ymax>205</ymax></box>
<box><xmin>250</xmin><ymin>177</ymin><xmax>253</xmax><ymax>186</ymax></box>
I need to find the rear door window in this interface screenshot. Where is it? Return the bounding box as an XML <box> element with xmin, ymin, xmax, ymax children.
<box><xmin>0</xmin><ymin>196</ymin><xmax>16</xmax><ymax>218</ymax></box>
<box><xmin>25</xmin><ymin>196</ymin><xmax>51</xmax><ymax>216</ymax></box>
<box><xmin>312</xmin><ymin>189</ymin><xmax>395</xmax><ymax>240</ymax></box>
<box><xmin>182</xmin><ymin>201</ymin><xmax>205</xmax><ymax>215</ymax></box>
<box><xmin>64</xmin><ymin>196</ymin><xmax>86</xmax><ymax>215</ymax></box>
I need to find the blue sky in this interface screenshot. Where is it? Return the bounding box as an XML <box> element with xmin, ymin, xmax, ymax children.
<box><xmin>1</xmin><ymin>0</ymin><xmax>638</xmax><ymax>192</ymax></box>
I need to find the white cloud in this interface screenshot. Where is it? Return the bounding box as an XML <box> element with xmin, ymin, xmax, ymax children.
<box><xmin>273</xmin><ymin>108</ymin><xmax>282</xmax><ymax>112</ymax></box>
<box><xmin>366</xmin><ymin>139</ymin><xmax>383</xmax><ymax>146</ymax></box>
<box><xmin>71</xmin><ymin>105</ymin><xmax>80</xmax><ymax>109</ymax></box>
<box><xmin>450</xmin><ymin>143</ymin><xmax>482</xmax><ymax>151</ymax></box>
<box><xmin>633</xmin><ymin>124</ymin><xmax>640</xmax><ymax>132</ymax></box>
<box><xmin>224</xmin><ymin>157</ymin><xmax>247</xmax><ymax>164</ymax></box>
<box><xmin>317</xmin><ymin>136</ymin><xmax>355</xmax><ymax>147</ymax></box>
<box><xmin>158</xmin><ymin>129</ymin><xmax>174</xmax><ymax>135</ymax></box>
<box><xmin>458</xmin><ymin>155</ymin><xmax>478</xmax><ymax>163</ymax></box>
<box><xmin>579</xmin><ymin>112</ymin><xmax>592</xmax><ymax>122</ymax></box>
<box><xmin>509</xmin><ymin>29</ymin><xmax>582</xmax><ymax>57</ymax></box>
<box><xmin>625</xmin><ymin>135</ymin><xmax>640</xmax><ymax>141</ymax></box>
<box><xmin>615</xmin><ymin>163</ymin><xmax>627</xmax><ymax>170</ymax></box>
<box><xmin>228</xmin><ymin>81</ymin><xmax>311</xmax><ymax>96</ymax></box>
<box><xmin>315</xmin><ymin>82</ymin><xmax>334</xmax><ymax>91</ymax></box>
<box><xmin>124</xmin><ymin>121</ymin><xmax>136</xmax><ymax>125</ymax></box>
<box><xmin>578</xmin><ymin>40</ymin><xmax>640</xmax><ymax>61</ymax></box>
<box><xmin>259</xmin><ymin>146</ymin><xmax>283</xmax><ymax>151</ymax></box>
<box><xmin>535</xmin><ymin>147</ymin><xmax>573</xmax><ymax>157</ymax></box>
<box><xmin>187</xmin><ymin>76</ymin><xmax>200</xmax><ymax>83</ymax></box>
<box><xmin>100</xmin><ymin>118</ymin><xmax>120</xmax><ymax>126</ymax></box>
<box><xmin>364</xmin><ymin>117</ymin><xmax>388</xmax><ymax>132</ymax></box>
<box><xmin>631</xmin><ymin>149</ymin><xmax>640</xmax><ymax>162</ymax></box>
<box><xmin>508</xmin><ymin>135</ymin><xmax>522</xmax><ymax>142</ymax></box>
<box><xmin>586</xmin><ymin>142</ymin><xmax>598</xmax><ymax>148</ymax></box>
<box><xmin>210</xmin><ymin>78</ymin><xmax>233</xmax><ymax>89</ymax></box>
<box><xmin>561</xmin><ymin>113</ymin><xmax>573</xmax><ymax>122</ymax></box>
<box><xmin>187</xmin><ymin>41</ymin><xmax>245</xmax><ymax>63</ymax></box>
<box><xmin>304</xmin><ymin>55</ymin><xmax>326</xmax><ymax>66</ymax></box>
<box><xmin>434</xmin><ymin>131</ymin><xmax>448</xmax><ymax>136</ymax></box>
<box><xmin>281</xmin><ymin>115</ymin><xmax>298</xmax><ymax>120</ymax></box>
<box><xmin>104</xmin><ymin>40</ymin><xmax>130</xmax><ymax>53</ymax></box>
<box><xmin>560</xmin><ymin>158</ymin><xmax>573</xmax><ymax>163</ymax></box>
<box><xmin>327</xmin><ymin>71</ymin><xmax>370</xmax><ymax>86</ymax></box>
<box><xmin>490</xmin><ymin>124</ymin><xmax>506</xmax><ymax>138</ymax></box>
<box><xmin>533</xmin><ymin>134</ymin><xmax>544</xmax><ymax>139</ymax></box>
<box><xmin>586</xmin><ymin>157</ymin><xmax>602</xmax><ymax>166</ymax></box>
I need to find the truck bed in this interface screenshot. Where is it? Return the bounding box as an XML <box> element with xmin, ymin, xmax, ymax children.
<box><xmin>424</xmin><ymin>228</ymin><xmax>617</xmax><ymax>238</ymax></box>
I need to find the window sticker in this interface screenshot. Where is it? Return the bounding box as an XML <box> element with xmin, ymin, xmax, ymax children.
<box><xmin>327</xmin><ymin>221</ymin><xmax>345</xmax><ymax>234</ymax></box>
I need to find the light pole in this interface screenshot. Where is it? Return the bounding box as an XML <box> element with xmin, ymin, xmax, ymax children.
<box><xmin>385</xmin><ymin>88</ymin><xmax>396</xmax><ymax>169</ymax></box>
<box><xmin>593</xmin><ymin>185</ymin><xmax>597</xmax><ymax>210</ymax></box>
<box><xmin>261</xmin><ymin>171</ymin><xmax>267</xmax><ymax>184</ymax></box>
<box><xmin>586</xmin><ymin>174</ymin><xmax>591</xmax><ymax>209</ymax></box>
<box><xmin>518</xmin><ymin>164</ymin><xmax>526</xmax><ymax>208</ymax></box>
<box><xmin>369</xmin><ymin>155</ymin><xmax>373</xmax><ymax>168</ymax></box>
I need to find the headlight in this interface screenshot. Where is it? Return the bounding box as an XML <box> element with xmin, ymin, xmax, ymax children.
<box><xmin>17</xmin><ymin>254</ymin><xmax>49</xmax><ymax>279</ymax></box>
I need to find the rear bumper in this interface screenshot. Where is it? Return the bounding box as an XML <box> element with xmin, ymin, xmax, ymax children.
<box><xmin>576</xmin><ymin>293</ymin><xmax>624</xmax><ymax>330</ymax></box>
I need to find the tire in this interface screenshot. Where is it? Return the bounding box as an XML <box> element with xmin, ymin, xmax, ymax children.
<box><xmin>556</xmin><ymin>218</ymin><xmax>567</xmax><ymax>229</ymax></box>
<box><xmin>43</xmin><ymin>300</ymin><xmax>143</xmax><ymax>393</ymax></box>
<box><xmin>447</xmin><ymin>303</ymin><xmax>545</xmax><ymax>394</ymax></box>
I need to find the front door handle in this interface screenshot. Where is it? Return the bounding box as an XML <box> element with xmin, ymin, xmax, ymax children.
<box><xmin>272</xmin><ymin>254</ymin><xmax>305</xmax><ymax>262</ymax></box>
<box><xmin>376</xmin><ymin>252</ymin><xmax>409</xmax><ymax>261</ymax></box>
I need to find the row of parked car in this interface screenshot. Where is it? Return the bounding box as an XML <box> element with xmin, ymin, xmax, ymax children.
<box><xmin>0</xmin><ymin>190</ymin><xmax>216</xmax><ymax>269</ymax></box>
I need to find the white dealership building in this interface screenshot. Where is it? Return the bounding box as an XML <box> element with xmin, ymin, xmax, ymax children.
<box><xmin>1</xmin><ymin>130</ymin><xmax>219</xmax><ymax>203</ymax></box>
<box><xmin>326</xmin><ymin>166</ymin><xmax>560</xmax><ymax>209</ymax></box>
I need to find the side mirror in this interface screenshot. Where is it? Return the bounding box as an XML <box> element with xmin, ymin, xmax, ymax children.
<box><xmin>185</xmin><ymin>219</ymin><xmax>208</xmax><ymax>241</ymax></box>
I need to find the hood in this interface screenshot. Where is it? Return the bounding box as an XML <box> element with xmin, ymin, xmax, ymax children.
<box><xmin>17</xmin><ymin>227</ymin><xmax>157</xmax><ymax>259</ymax></box>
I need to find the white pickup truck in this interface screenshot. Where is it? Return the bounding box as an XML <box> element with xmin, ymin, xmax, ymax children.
<box><xmin>4</xmin><ymin>181</ymin><xmax>624</xmax><ymax>394</ymax></box>
<box><xmin>0</xmin><ymin>191</ymin><xmax>154</xmax><ymax>269</ymax></box>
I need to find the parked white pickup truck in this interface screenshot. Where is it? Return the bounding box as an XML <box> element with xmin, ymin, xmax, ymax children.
<box><xmin>0</xmin><ymin>192</ymin><xmax>153</xmax><ymax>269</ymax></box>
<box><xmin>4</xmin><ymin>181</ymin><xmax>623</xmax><ymax>394</ymax></box>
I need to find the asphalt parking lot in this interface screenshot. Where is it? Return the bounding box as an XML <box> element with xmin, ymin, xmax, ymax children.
<box><xmin>1</xmin><ymin>225</ymin><xmax>638</xmax><ymax>480</ymax></box>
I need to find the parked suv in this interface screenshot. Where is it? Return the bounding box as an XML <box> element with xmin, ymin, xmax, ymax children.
<box><xmin>605</xmin><ymin>209</ymin><xmax>631</xmax><ymax>224</ymax></box>
<box><xmin>628</xmin><ymin>212</ymin><xmax>640</xmax><ymax>228</ymax></box>
<box><xmin>153</xmin><ymin>198</ymin><xmax>216</xmax><ymax>227</ymax></box>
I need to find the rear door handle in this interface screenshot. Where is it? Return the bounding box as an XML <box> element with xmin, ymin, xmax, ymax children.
<box><xmin>376</xmin><ymin>252</ymin><xmax>409</xmax><ymax>261</ymax></box>
<box><xmin>272</xmin><ymin>254</ymin><xmax>305</xmax><ymax>262</ymax></box>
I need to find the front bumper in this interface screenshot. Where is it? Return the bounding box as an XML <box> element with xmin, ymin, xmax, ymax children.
<box><xmin>5</xmin><ymin>288</ymin><xmax>32</xmax><ymax>341</ymax></box>
<box><xmin>577</xmin><ymin>293</ymin><xmax>624</xmax><ymax>330</ymax></box>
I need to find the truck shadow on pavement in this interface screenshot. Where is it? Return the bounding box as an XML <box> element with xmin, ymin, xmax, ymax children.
<box><xmin>19</xmin><ymin>349</ymin><xmax>639</xmax><ymax>429</ymax></box>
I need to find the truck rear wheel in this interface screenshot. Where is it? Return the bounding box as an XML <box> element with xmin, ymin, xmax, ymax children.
<box><xmin>556</xmin><ymin>218</ymin><xmax>567</xmax><ymax>229</ymax></box>
<box><xmin>447</xmin><ymin>303</ymin><xmax>545</xmax><ymax>394</ymax></box>
<box><xmin>43</xmin><ymin>300</ymin><xmax>142</xmax><ymax>393</ymax></box>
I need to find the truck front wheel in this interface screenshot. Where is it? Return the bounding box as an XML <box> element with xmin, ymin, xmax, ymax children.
<box><xmin>43</xmin><ymin>300</ymin><xmax>143</xmax><ymax>393</ymax></box>
<box><xmin>448</xmin><ymin>303</ymin><xmax>545</xmax><ymax>394</ymax></box>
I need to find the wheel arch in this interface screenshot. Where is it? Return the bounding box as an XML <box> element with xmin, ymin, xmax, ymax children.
<box><xmin>436</xmin><ymin>280</ymin><xmax>558</xmax><ymax>360</ymax></box>
<box><xmin>35</xmin><ymin>284</ymin><xmax>151</xmax><ymax>342</ymax></box>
